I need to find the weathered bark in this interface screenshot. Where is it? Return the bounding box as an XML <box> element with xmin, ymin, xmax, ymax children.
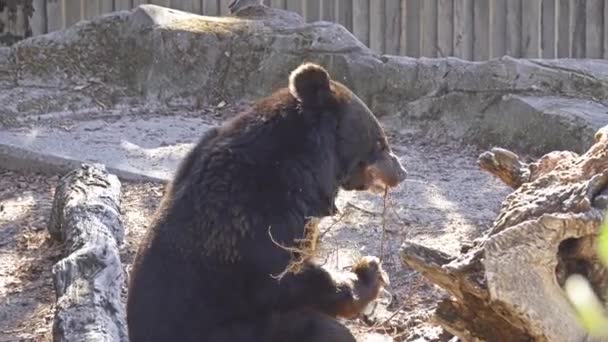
<box><xmin>401</xmin><ymin>126</ymin><xmax>608</xmax><ymax>341</ymax></box>
<box><xmin>48</xmin><ymin>163</ymin><xmax>128</xmax><ymax>342</ymax></box>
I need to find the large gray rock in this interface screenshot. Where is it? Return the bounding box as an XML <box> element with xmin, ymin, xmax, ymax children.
<box><xmin>478</xmin><ymin>95</ymin><xmax>608</xmax><ymax>154</ymax></box>
<box><xmin>2</xmin><ymin>4</ymin><xmax>608</xmax><ymax>154</ymax></box>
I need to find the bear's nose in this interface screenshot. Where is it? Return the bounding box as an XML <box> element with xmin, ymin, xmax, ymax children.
<box><xmin>391</xmin><ymin>153</ymin><xmax>407</xmax><ymax>183</ymax></box>
<box><xmin>370</xmin><ymin>151</ymin><xmax>407</xmax><ymax>188</ymax></box>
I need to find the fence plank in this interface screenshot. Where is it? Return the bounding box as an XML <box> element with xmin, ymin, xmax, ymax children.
<box><xmin>0</xmin><ymin>8</ymin><xmax>7</xmax><ymax>35</ymax></box>
<box><xmin>271</xmin><ymin>0</ymin><xmax>286</xmax><ymax>9</ymax></box>
<box><xmin>369</xmin><ymin>0</ymin><xmax>385</xmax><ymax>53</ymax></box>
<box><xmin>473</xmin><ymin>0</ymin><xmax>490</xmax><ymax>60</ymax></box>
<box><xmin>585</xmin><ymin>0</ymin><xmax>603</xmax><ymax>58</ymax></box>
<box><xmin>286</xmin><ymin>0</ymin><xmax>302</xmax><ymax>15</ymax></box>
<box><xmin>352</xmin><ymin>0</ymin><xmax>370</xmax><ymax>46</ymax></box>
<box><xmin>405</xmin><ymin>0</ymin><xmax>421</xmax><ymax>57</ymax></box>
<box><xmin>399</xmin><ymin>0</ymin><xmax>406</xmax><ymax>54</ymax></box>
<box><xmin>203</xmin><ymin>0</ymin><xmax>219</xmax><ymax>15</ymax></box>
<box><xmin>453</xmin><ymin>0</ymin><xmax>472</xmax><ymax>59</ymax></box>
<box><xmin>193</xmin><ymin>0</ymin><xmax>202</xmax><ymax>13</ymax></box>
<box><xmin>571</xmin><ymin>0</ymin><xmax>585</xmax><ymax>58</ymax></box>
<box><xmin>437</xmin><ymin>0</ymin><xmax>453</xmax><ymax>57</ymax></box>
<box><xmin>83</xmin><ymin>0</ymin><xmax>99</xmax><ymax>19</ymax></box>
<box><xmin>505</xmin><ymin>0</ymin><xmax>521</xmax><ymax>57</ymax></box>
<box><xmin>557</xmin><ymin>0</ymin><xmax>571</xmax><ymax>57</ymax></box>
<box><xmin>320</xmin><ymin>0</ymin><xmax>335</xmax><ymax>20</ymax></box>
<box><xmin>184</xmin><ymin>0</ymin><xmax>202</xmax><ymax>13</ymax></box>
<box><xmin>64</xmin><ymin>0</ymin><xmax>82</xmax><ymax>26</ymax></box>
<box><xmin>305</xmin><ymin>0</ymin><xmax>321</xmax><ymax>22</ymax></box>
<box><xmin>541</xmin><ymin>0</ymin><xmax>557</xmax><ymax>58</ymax></box>
<box><xmin>31</xmin><ymin>0</ymin><xmax>47</xmax><ymax>35</ymax></box>
<box><xmin>336</xmin><ymin>0</ymin><xmax>353</xmax><ymax>31</ymax></box>
<box><xmin>605</xmin><ymin>0</ymin><xmax>608</xmax><ymax>58</ymax></box>
<box><xmin>115</xmin><ymin>0</ymin><xmax>132</xmax><ymax>10</ymax></box>
<box><xmin>491</xmin><ymin>0</ymin><xmax>507</xmax><ymax>58</ymax></box>
<box><xmin>384</xmin><ymin>0</ymin><xmax>400</xmax><ymax>55</ymax></box>
<box><xmin>521</xmin><ymin>0</ymin><xmax>541</xmax><ymax>57</ymax></box>
<box><xmin>132</xmin><ymin>0</ymin><xmax>148</xmax><ymax>7</ymax></box>
<box><xmin>170</xmin><ymin>0</ymin><xmax>187</xmax><ymax>11</ymax></box>
<box><xmin>7</xmin><ymin>4</ymin><xmax>27</xmax><ymax>37</ymax></box>
<box><xmin>47</xmin><ymin>0</ymin><xmax>63</xmax><ymax>31</ymax></box>
<box><xmin>420</xmin><ymin>0</ymin><xmax>437</xmax><ymax>57</ymax></box>
<box><xmin>148</xmin><ymin>0</ymin><xmax>168</xmax><ymax>8</ymax></box>
<box><xmin>219</xmin><ymin>0</ymin><xmax>230</xmax><ymax>15</ymax></box>
<box><xmin>99</xmin><ymin>0</ymin><xmax>115</xmax><ymax>13</ymax></box>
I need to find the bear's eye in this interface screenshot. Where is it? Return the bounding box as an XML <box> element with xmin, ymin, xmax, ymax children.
<box><xmin>375</xmin><ymin>140</ymin><xmax>384</xmax><ymax>151</ymax></box>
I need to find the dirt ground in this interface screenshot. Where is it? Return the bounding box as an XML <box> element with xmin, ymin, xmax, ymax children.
<box><xmin>0</xmin><ymin>109</ymin><xmax>512</xmax><ymax>341</ymax></box>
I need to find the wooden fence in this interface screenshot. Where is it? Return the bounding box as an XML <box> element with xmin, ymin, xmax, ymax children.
<box><xmin>1</xmin><ymin>0</ymin><xmax>608</xmax><ymax>60</ymax></box>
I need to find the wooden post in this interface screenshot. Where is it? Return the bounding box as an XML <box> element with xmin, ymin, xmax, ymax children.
<box><xmin>491</xmin><ymin>0</ymin><xmax>507</xmax><ymax>58</ymax></box>
<box><xmin>320</xmin><ymin>0</ymin><xmax>334</xmax><ymax>20</ymax></box>
<box><xmin>352</xmin><ymin>0</ymin><xmax>370</xmax><ymax>46</ymax></box>
<box><xmin>219</xmin><ymin>0</ymin><xmax>230</xmax><ymax>15</ymax></box>
<box><xmin>335</xmin><ymin>0</ymin><xmax>353</xmax><ymax>31</ymax></box>
<box><xmin>132</xmin><ymin>0</ymin><xmax>147</xmax><ymax>7</ymax></box>
<box><xmin>169</xmin><ymin>0</ymin><xmax>187</xmax><ymax>11</ymax></box>
<box><xmin>63</xmin><ymin>0</ymin><xmax>82</xmax><ymax>26</ymax></box>
<box><xmin>148</xmin><ymin>0</ymin><xmax>169</xmax><ymax>8</ymax></box>
<box><xmin>557</xmin><ymin>0</ymin><xmax>571</xmax><ymax>57</ymax></box>
<box><xmin>399</xmin><ymin>0</ymin><xmax>406</xmax><ymax>54</ymax></box>
<box><xmin>369</xmin><ymin>0</ymin><xmax>386</xmax><ymax>53</ymax></box>
<box><xmin>305</xmin><ymin>0</ymin><xmax>321</xmax><ymax>22</ymax></box>
<box><xmin>9</xmin><ymin>5</ymin><xmax>27</xmax><ymax>37</ymax></box>
<box><xmin>541</xmin><ymin>0</ymin><xmax>557</xmax><ymax>58</ymax></box>
<box><xmin>604</xmin><ymin>0</ymin><xmax>608</xmax><ymax>58</ymax></box>
<box><xmin>505</xmin><ymin>0</ymin><xmax>521</xmax><ymax>57</ymax></box>
<box><xmin>193</xmin><ymin>0</ymin><xmax>202</xmax><ymax>14</ymax></box>
<box><xmin>521</xmin><ymin>0</ymin><xmax>541</xmax><ymax>57</ymax></box>
<box><xmin>31</xmin><ymin>0</ymin><xmax>47</xmax><ymax>35</ymax></box>
<box><xmin>270</xmin><ymin>0</ymin><xmax>285</xmax><ymax>9</ymax></box>
<box><xmin>571</xmin><ymin>0</ymin><xmax>586</xmax><ymax>58</ymax></box>
<box><xmin>286</xmin><ymin>0</ymin><xmax>303</xmax><ymax>16</ymax></box>
<box><xmin>115</xmin><ymin>0</ymin><xmax>132</xmax><ymax>11</ymax></box>
<box><xmin>421</xmin><ymin>0</ymin><xmax>437</xmax><ymax>57</ymax></box>
<box><xmin>99</xmin><ymin>0</ymin><xmax>115</xmax><ymax>13</ymax></box>
<box><xmin>47</xmin><ymin>0</ymin><xmax>63</xmax><ymax>32</ymax></box>
<box><xmin>473</xmin><ymin>0</ymin><xmax>490</xmax><ymax>60</ymax></box>
<box><xmin>384</xmin><ymin>0</ymin><xmax>401</xmax><ymax>55</ymax></box>
<box><xmin>405</xmin><ymin>0</ymin><xmax>422</xmax><ymax>57</ymax></box>
<box><xmin>203</xmin><ymin>0</ymin><xmax>219</xmax><ymax>15</ymax></box>
<box><xmin>437</xmin><ymin>0</ymin><xmax>454</xmax><ymax>57</ymax></box>
<box><xmin>453</xmin><ymin>0</ymin><xmax>473</xmax><ymax>60</ymax></box>
<box><xmin>585</xmin><ymin>0</ymin><xmax>603</xmax><ymax>58</ymax></box>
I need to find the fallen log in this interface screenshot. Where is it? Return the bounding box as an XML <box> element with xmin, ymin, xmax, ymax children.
<box><xmin>401</xmin><ymin>126</ymin><xmax>608</xmax><ymax>341</ymax></box>
<box><xmin>48</xmin><ymin>164</ymin><xmax>128</xmax><ymax>342</ymax></box>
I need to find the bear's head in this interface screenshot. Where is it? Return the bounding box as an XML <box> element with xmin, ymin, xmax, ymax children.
<box><xmin>288</xmin><ymin>63</ymin><xmax>407</xmax><ymax>193</ymax></box>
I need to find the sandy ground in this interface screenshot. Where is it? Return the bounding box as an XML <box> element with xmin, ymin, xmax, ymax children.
<box><xmin>0</xmin><ymin>110</ymin><xmax>512</xmax><ymax>341</ymax></box>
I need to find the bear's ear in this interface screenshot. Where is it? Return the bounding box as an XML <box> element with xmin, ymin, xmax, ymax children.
<box><xmin>288</xmin><ymin>63</ymin><xmax>331</xmax><ymax>106</ymax></box>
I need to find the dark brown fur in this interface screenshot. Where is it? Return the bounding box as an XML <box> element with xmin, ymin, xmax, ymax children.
<box><xmin>126</xmin><ymin>63</ymin><xmax>406</xmax><ymax>342</ymax></box>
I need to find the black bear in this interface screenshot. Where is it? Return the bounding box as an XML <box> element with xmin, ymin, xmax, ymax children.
<box><xmin>126</xmin><ymin>63</ymin><xmax>407</xmax><ymax>342</ymax></box>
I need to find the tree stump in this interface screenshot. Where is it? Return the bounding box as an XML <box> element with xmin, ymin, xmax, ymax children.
<box><xmin>48</xmin><ymin>164</ymin><xmax>128</xmax><ymax>342</ymax></box>
<box><xmin>401</xmin><ymin>126</ymin><xmax>608</xmax><ymax>341</ymax></box>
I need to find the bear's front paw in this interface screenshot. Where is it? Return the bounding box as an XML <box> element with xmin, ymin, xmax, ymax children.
<box><xmin>352</xmin><ymin>255</ymin><xmax>390</xmax><ymax>292</ymax></box>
